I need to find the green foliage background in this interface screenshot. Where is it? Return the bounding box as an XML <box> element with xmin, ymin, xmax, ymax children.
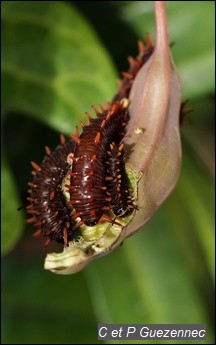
<box><xmin>2</xmin><ymin>1</ymin><xmax>214</xmax><ymax>344</ymax></box>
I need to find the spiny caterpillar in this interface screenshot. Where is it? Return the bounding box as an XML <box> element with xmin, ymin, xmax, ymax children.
<box><xmin>26</xmin><ymin>137</ymin><xmax>77</xmax><ymax>247</ymax></box>
<box><xmin>26</xmin><ymin>37</ymin><xmax>154</xmax><ymax>246</ymax></box>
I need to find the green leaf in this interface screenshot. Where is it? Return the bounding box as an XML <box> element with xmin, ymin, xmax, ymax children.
<box><xmin>2</xmin><ymin>1</ymin><xmax>117</xmax><ymax>134</ymax></box>
<box><xmin>177</xmin><ymin>149</ymin><xmax>214</xmax><ymax>279</ymax></box>
<box><xmin>117</xmin><ymin>1</ymin><xmax>214</xmax><ymax>98</ymax></box>
<box><xmin>1</xmin><ymin>159</ymin><xmax>24</xmax><ymax>255</ymax></box>
<box><xmin>85</xmin><ymin>209</ymin><xmax>214</xmax><ymax>344</ymax></box>
<box><xmin>2</xmin><ymin>257</ymin><xmax>98</xmax><ymax>344</ymax></box>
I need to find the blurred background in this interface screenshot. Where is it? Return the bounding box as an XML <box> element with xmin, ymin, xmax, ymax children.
<box><xmin>2</xmin><ymin>1</ymin><xmax>214</xmax><ymax>344</ymax></box>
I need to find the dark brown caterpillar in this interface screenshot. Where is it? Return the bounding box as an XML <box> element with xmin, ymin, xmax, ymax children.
<box><xmin>26</xmin><ymin>136</ymin><xmax>77</xmax><ymax>246</ymax></box>
<box><xmin>113</xmin><ymin>36</ymin><xmax>154</xmax><ymax>102</ymax></box>
<box><xmin>67</xmin><ymin>100</ymin><xmax>130</xmax><ymax>227</ymax></box>
<box><xmin>106</xmin><ymin>142</ymin><xmax>134</xmax><ymax>217</ymax></box>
